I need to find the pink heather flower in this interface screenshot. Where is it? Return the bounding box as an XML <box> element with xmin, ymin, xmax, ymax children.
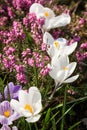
<box><xmin>73</xmin><ymin>35</ymin><xmax>81</xmax><ymax>42</ymax></box>
<box><xmin>76</xmin><ymin>51</ymin><xmax>84</xmax><ymax>61</ymax></box>
<box><xmin>2</xmin><ymin>56</ymin><xmax>16</xmax><ymax>72</ymax></box>
<box><xmin>4</xmin><ymin>46</ymin><xmax>15</xmax><ymax>55</ymax></box>
<box><xmin>52</xmin><ymin>30</ymin><xmax>62</xmax><ymax>39</ymax></box>
<box><xmin>37</xmin><ymin>17</ymin><xmax>45</xmax><ymax>28</ymax></box>
<box><xmin>80</xmin><ymin>42</ymin><xmax>87</xmax><ymax>49</ymax></box>
<box><xmin>0</xmin><ymin>53</ymin><xmax>2</xmax><ymax>63</ymax></box>
<box><xmin>23</xmin><ymin>57</ymin><xmax>28</xmax><ymax>65</ymax></box>
<box><xmin>28</xmin><ymin>58</ymin><xmax>34</xmax><ymax>67</ymax></box>
<box><xmin>7</xmin><ymin>7</ymin><xmax>15</xmax><ymax>19</ymax></box>
<box><xmin>36</xmin><ymin>61</ymin><xmax>44</xmax><ymax>68</ymax></box>
<box><xmin>23</xmin><ymin>17</ymin><xmax>30</xmax><ymax>27</ymax></box>
<box><xmin>0</xmin><ymin>17</ymin><xmax>7</xmax><ymax>26</ymax></box>
<box><xmin>40</xmin><ymin>66</ymin><xmax>50</xmax><ymax>76</ymax></box>
<box><xmin>16</xmin><ymin>73</ymin><xmax>27</xmax><ymax>84</ymax></box>
<box><xmin>41</xmin><ymin>43</ymin><xmax>46</xmax><ymax>51</ymax></box>
<box><xmin>28</xmin><ymin>13</ymin><xmax>43</xmax><ymax>44</ymax></box>
<box><xmin>44</xmin><ymin>56</ymin><xmax>50</xmax><ymax>61</ymax></box>
<box><xmin>28</xmin><ymin>13</ymin><xmax>36</xmax><ymax>23</ymax></box>
<box><xmin>15</xmin><ymin>65</ymin><xmax>25</xmax><ymax>73</ymax></box>
<box><xmin>67</xmin><ymin>89</ymin><xmax>75</xmax><ymax>95</ymax></box>
<box><xmin>79</xmin><ymin>18</ymin><xmax>85</xmax><ymax>25</ymax></box>
<box><xmin>22</xmin><ymin>48</ymin><xmax>31</xmax><ymax>57</ymax></box>
<box><xmin>83</xmin><ymin>52</ymin><xmax>87</xmax><ymax>59</ymax></box>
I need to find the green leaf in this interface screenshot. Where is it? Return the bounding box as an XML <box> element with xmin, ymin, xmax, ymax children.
<box><xmin>42</xmin><ymin>108</ymin><xmax>51</xmax><ymax>130</ymax></box>
<box><xmin>68</xmin><ymin>121</ymin><xmax>81</xmax><ymax>130</ymax></box>
<box><xmin>51</xmin><ymin>114</ymin><xmax>57</xmax><ymax>130</ymax></box>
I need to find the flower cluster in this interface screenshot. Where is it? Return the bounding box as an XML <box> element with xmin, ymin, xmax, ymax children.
<box><xmin>0</xmin><ymin>1</ymin><xmax>84</xmax><ymax>129</ymax></box>
<box><xmin>0</xmin><ymin>82</ymin><xmax>42</xmax><ymax>129</ymax></box>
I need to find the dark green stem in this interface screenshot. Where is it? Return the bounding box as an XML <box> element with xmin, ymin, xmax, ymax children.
<box><xmin>60</xmin><ymin>86</ymin><xmax>67</xmax><ymax>130</ymax></box>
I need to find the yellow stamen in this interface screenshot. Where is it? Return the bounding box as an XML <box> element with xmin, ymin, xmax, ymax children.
<box><xmin>44</xmin><ymin>12</ymin><xmax>49</xmax><ymax>17</ymax></box>
<box><xmin>4</xmin><ymin>110</ymin><xmax>10</xmax><ymax>117</ymax></box>
<box><xmin>54</xmin><ymin>41</ymin><xmax>59</xmax><ymax>48</ymax></box>
<box><xmin>24</xmin><ymin>104</ymin><xmax>33</xmax><ymax>114</ymax></box>
<box><xmin>63</xmin><ymin>67</ymin><xmax>68</xmax><ymax>70</ymax></box>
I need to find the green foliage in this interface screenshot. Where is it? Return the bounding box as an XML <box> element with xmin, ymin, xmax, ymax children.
<box><xmin>42</xmin><ymin>108</ymin><xmax>51</xmax><ymax>130</ymax></box>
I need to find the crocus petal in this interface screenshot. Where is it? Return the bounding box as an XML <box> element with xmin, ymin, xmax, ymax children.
<box><xmin>19</xmin><ymin>90</ymin><xmax>29</xmax><ymax>106</ymax></box>
<box><xmin>44</xmin><ymin>8</ymin><xmax>55</xmax><ymax>17</ymax></box>
<box><xmin>57</xmin><ymin>38</ymin><xmax>67</xmax><ymax>46</ymax></box>
<box><xmin>52</xmin><ymin>55</ymin><xmax>69</xmax><ymax>69</ymax></box>
<box><xmin>33</xmin><ymin>101</ymin><xmax>42</xmax><ymax>115</ymax></box>
<box><xmin>43</xmin><ymin>32</ymin><xmax>54</xmax><ymax>45</ymax></box>
<box><xmin>49</xmin><ymin>66</ymin><xmax>59</xmax><ymax>79</ymax></box>
<box><xmin>28</xmin><ymin>87</ymin><xmax>42</xmax><ymax>105</ymax></box>
<box><xmin>0</xmin><ymin>115</ymin><xmax>8</xmax><ymax>125</ymax></box>
<box><xmin>10</xmin><ymin>99</ymin><xmax>29</xmax><ymax>117</ymax></box>
<box><xmin>46</xmin><ymin>13</ymin><xmax>71</xmax><ymax>30</ymax></box>
<box><xmin>4</xmin><ymin>82</ymin><xmax>22</xmax><ymax>100</ymax></box>
<box><xmin>62</xmin><ymin>42</ymin><xmax>77</xmax><ymax>55</ymax></box>
<box><xmin>56</xmin><ymin>70</ymin><xmax>69</xmax><ymax>85</ymax></box>
<box><xmin>1</xmin><ymin>125</ymin><xmax>11</xmax><ymax>130</ymax></box>
<box><xmin>10</xmin><ymin>99</ymin><xmax>21</xmax><ymax>114</ymax></box>
<box><xmin>19</xmin><ymin>108</ymin><xmax>32</xmax><ymax>117</ymax></box>
<box><xmin>4</xmin><ymin>82</ymin><xmax>14</xmax><ymax>99</ymax></box>
<box><xmin>64</xmin><ymin>75</ymin><xmax>79</xmax><ymax>83</ymax></box>
<box><xmin>58</xmin><ymin>55</ymin><xmax>69</xmax><ymax>68</ymax></box>
<box><xmin>29</xmin><ymin>3</ymin><xmax>44</xmax><ymax>18</ymax></box>
<box><xmin>66</xmin><ymin>62</ymin><xmax>77</xmax><ymax>77</ymax></box>
<box><xmin>11</xmin><ymin>87</ymin><xmax>42</xmax><ymax>122</ymax></box>
<box><xmin>0</xmin><ymin>101</ymin><xmax>11</xmax><ymax>114</ymax></box>
<box><xmin>13</xmin><ymin>85</ymin><xmax>22</xmax><ymax>93</ymax></box>
<box><xmin>12</xmin><ymin>126</ymin><xmax>18</xmax><ymax>130</ymax></box>
<box><xmin>47</xmin><ymin>45</ymin><xmax>57</xmax><ymax>58</ymax></box>
<box><xmin>8</xmin><ymin>111</ymin><xmax>20</xmax><ymax>123</ymax></box>
<box><xmin>26</xmin><ymin>114</ymin><xmax>41</xmax><ymax>123</ymax></box>
<box><xmin>51</xmin><ymin>56</ymin><xmax>61</xmax><ymax>69</ymax></box>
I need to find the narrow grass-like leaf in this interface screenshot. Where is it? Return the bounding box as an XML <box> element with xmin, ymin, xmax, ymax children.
<box><xmin>56</xmin><ymin>103</ymin><xmax>76</xmax><ymax>125</ymax></box>
<box><xmin>51</xmin><ymin>116</ymin><xmax>57</xmax><ymax>130</ymax></box>
<box><xmin>42</xmin><ymin>108</ymin><xmax>51</xmax><ymax>130</ymax></box>
<box><xmin>68</xmin><ymin>121</ymin><xmax>81</xmax><ymax>130</ymax></box>
<box><xmin>34</xmin><ymin>123</ymin><xmax>39</xmax><ymax>130</ymax></box>
<box><xmin>52</xmin><ymin>96</ymin><xmax>87</xmax><ymax>111</ymax></box>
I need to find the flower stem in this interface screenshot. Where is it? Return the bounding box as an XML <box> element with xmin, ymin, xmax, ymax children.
<box><xmin>49</xmin><ymin>85</ymin><xmax>56</xmax><ymax>100</ymax></box>
<box><xmin>60</xmin><ymin>86</ymin><xmax>67</xmax><ymax>130</ymax></box>
<box><xmin>49</xmin><ymin>83</ymin><xmax>62</xmax><ymax>100</ymax></box>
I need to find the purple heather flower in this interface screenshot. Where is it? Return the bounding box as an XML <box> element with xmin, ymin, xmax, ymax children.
<box><xmin>73</xmin><ymin>35</ymin><xmax>81</xmax><ymax>42</ymax></box>
<box><xmin>0</xmin><ymin>101</ymin><xmax>20</xmax><ymax>125</ymax></box>
<box><xmin>4</xmin><ymin>82</ymin><xmax>22</xmax><ymax>100</ymax></box>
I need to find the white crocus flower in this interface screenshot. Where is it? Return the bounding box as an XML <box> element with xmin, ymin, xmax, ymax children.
<box><xmin>48</xmin><ymin>55</ymin><xmax>79</xmax><ymax>86</ymax></box>
<box><xmin>43</xmin><ymin>32</ymin><xmax>77</xmax><ymax>57</ymax></box>
<box><xmin>10</xmin><ymin>87</ymin><xmax>42</xmax><ymax>123</ymax></box>
<box><xmin>29</xmin><ymin>3</ymin><xmax>71</xmax><ymax>31</ymax></box>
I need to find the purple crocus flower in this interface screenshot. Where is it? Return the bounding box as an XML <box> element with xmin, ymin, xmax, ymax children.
<box><xmin>1</xmin><ymin>125</ymin><xmax>11</xmax><ymax>130</ymax></box>
<box><xmin>4</xmin><ymin>82</ymin><xmax>22</xmax><ymax>100</ymax></box>
<box><xmin>0</xmin><ymin>101</ymin><xmax>20</xmax><ymax>125</ymax></box>
<box><xmin>1</xmin><ymin>125</ymin><xmax>18</xmax><ymax>130</ymax></box>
